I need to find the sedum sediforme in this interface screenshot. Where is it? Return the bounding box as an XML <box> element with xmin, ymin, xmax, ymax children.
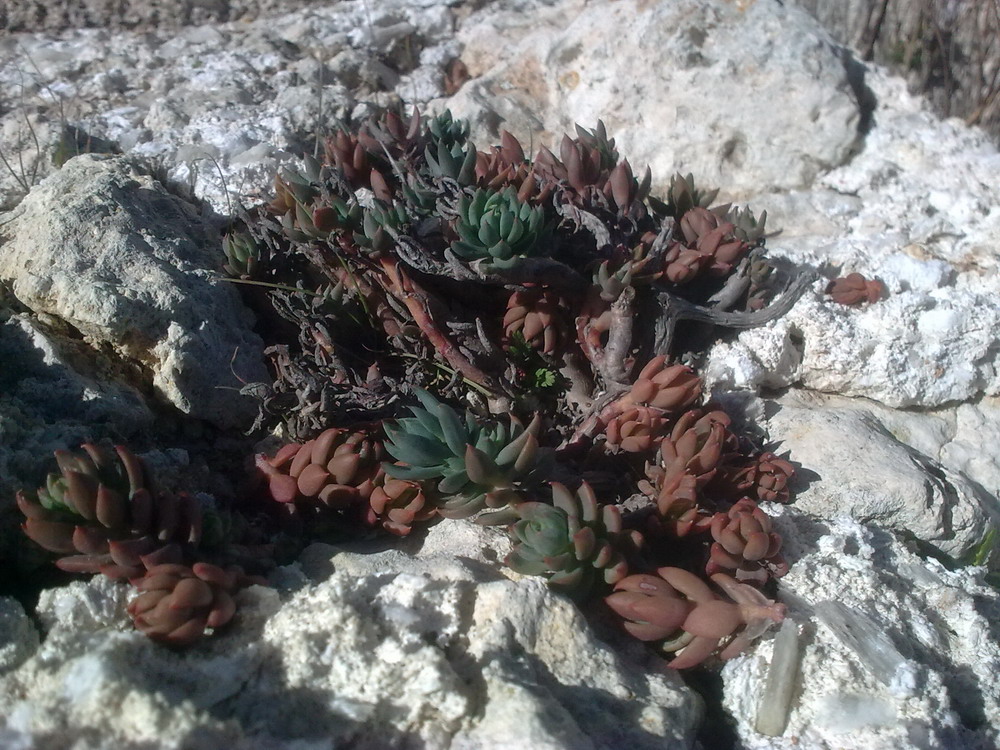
<box><xmin>382</xmin><ymin>389</ymin><xmax>548</xmax><ymax>519</ymax></box>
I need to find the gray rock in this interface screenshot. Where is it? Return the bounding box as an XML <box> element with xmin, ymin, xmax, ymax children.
<box><xmin>0</xmin><ymin>0</ymin><xmax>460</xmax><ymax>212</ymax></box>
<box><xmin>3</xmin><ymin>0</ymin><xmax>329</xmax><ymax>33</ymax></box>
<box><xmin>764</xmin><ymin>389</ymin><xmax>992</xmax><ymax>559</ymax></box>
<box><xmin>0</xmin><ymin>155</ymin><xmax>267</xmax><ymax>429</ymax></box>
<box><xmin>722</xmin><ymin>513</ymin><xmax>1000</xmax><ymax>750</ymax></box>
<box><xmin>0</xmin><ymin>522</ymin><xmax>701</xmax><ymax>749</ymax></box>
<box><xmin>788</xmin><ymin>0</ymin><xmax>1000</xmax><ymax>144</ymax></box>
<box><xmin>0</xmin><ymin>311</ymin><xmax>154</xmax><ymax>494</ymax></box>
<box><xmin>446</xmin><ymin>0</ymin><xmax>862</xmax><ymax>198</ymax></box>
<box><xmin>0</xmin><ymin>598</ymin><xmax>37</xmax><ymax>675</ymax></box>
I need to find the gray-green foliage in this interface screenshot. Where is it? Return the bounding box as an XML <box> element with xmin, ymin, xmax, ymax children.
<box><xmin>382</xmin><ymin>389</ymin><xmax>546</xmax><ymax>519</ymax></box>
<box><xmin>451</xmin><ymin>187</ymin><xmax>546</xmax><ymax>267</ymax></box>
<box><xmin>505</xmin><ymin>481</ymin><xmax>631</xmax><ymax>598</ymax></box>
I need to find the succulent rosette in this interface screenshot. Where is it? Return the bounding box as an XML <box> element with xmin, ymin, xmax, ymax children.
<box><xmin>451</xmin><ymin>187</ymin><xmax>546</xmax><ymax>267</ymax></box>
<box><xmin>504</xmin><ymin>481</ymin><xmax>640</xmax><ymax>597</ymax></box>
<box><xmin>603</xmin><ymin>406</ymin><xmax>667</xmax><ymax>454</ymax></box>
<box><xmin>614</xmin><ymin>356</ymin><xmax>702</xmax><ymax>413</ymax></box>
<box><xmin>503</xmin><ymin>287</ymin><xmax>565</xmax><ymax>355</ymax></box>
<box><xmin>368</xmin><ymin>477</ymin><xmax>435</xmax><ymax>536</ymax></box>
<box><xmin>256</xmin><ymin>426</ymin><xmax>385</xmax><ymax>510</ymax></box>
<box><xmin>827</xmin><ymin>272</ymin><xmax>886</xmax><ymax>305</ymax></box>
<box><xmin>17</xmin><ymin>443</ymin><xmax>203</xmax><ymax>579</ymax></box>
<box><xmin>127</xmin><ymin>562</ymin><xmax>262</xmax><ymax>647</ymax></box>
<box><xmin>714</xmin><ymin>451</ymin><xmax>796</xmax><ymax>505</ymax></box>
<box><xmin>705</xmin><ymin>498</ymin><xmax>788</xmax><ymax>584</ymax></box>
<box><xmin>382</xmin><ymin>389</ymin><xmax>550</xmax><ymax>519</ymax></box>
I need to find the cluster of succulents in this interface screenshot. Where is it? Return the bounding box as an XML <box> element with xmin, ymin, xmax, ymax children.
<box><xmin>15</xmin><ymin>442</ymin><xmax>272</xmax><ymax>643</ymax></box>
<box><xmin>15</xmin><ymin>108</ymin><xmax>809</xmax><ymax>669</ymax></box>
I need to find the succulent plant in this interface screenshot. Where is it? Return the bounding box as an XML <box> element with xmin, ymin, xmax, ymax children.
<box><xmin>268</xmin><ymin>167</ymin><xmax>321</xmax><ymax>218</ymax></box>
<box><xmin>827</xmin><ymin>272</ymin><xmax>886</xmax><ymax>305</ymax></box>
<box><xmin>660</xmin><ymin>172</ymin><xmax>720</xmax><ymax>221</ymax></box>
<box><xmin>368</xmin><ymin>476</ymin><xmax>435</xmax><ymax>536</ymax></box>
<box><xmin>661</xmin><ymin>241</ymin><xmax>708</xmax><ymax>284</ymax></box>
<box><xmin>382</xmin><ymin>389</ymin><xmax>547</xmax><ymax>519</ymax></box>
<box><xmin>555</xmin><ymin>133</ymin><xmax>605</xmax><ymax>192</ymax></box>
<box><xmin>256</xmin><ymin>426</ymin><xmax>385</xmax><ymax>511</ymax></box>
<box><xmin>727</xmin><ymin>205</ymin><xmax>768</xmax><ymax>243</ymax></box>
<box><xmin>502</xmin><ymin>287</ymin><xmax>565</xmax><ymax>355</ymax></box>
<box><xmin>649</xmin><ymin>408</ymin><xmax>733</xmax><ymax>491</ymax></box>
<box><xmin>645</xmin><ymin>473</ymin><xmax>712</xmax><ymax>538</ymax></box>
<box><xmin>354</xmin><ymin>202</ymin><xmax>409</xmax><ymax>256</ymax></box>
<box><xmin>223</xmin><ymin>232</ymin><xmax>265</xmax><ymax>278</ymax></box>
<box><xmin>603</xmin><ymin>159</ymin><xmax>651</xmax><ymax>214</ymax></box>
<box><xmin>605</xmin><ymin>566</ymin><xmax>786</xmax><ymax>668</ymax></box>
<box><xmin>504</xmin><ymin>481</ymin><xmax>640</xmax><ymax>597</ymax></box>
<box><xmin>451</xmin><ymin>187</ymin><xmax>546</xmax><ymax>267</ymax></box>
<box><xmin>676</xmin><ymin>207</ymin><xmax>749</xmax><ymax>278</ymax></box>
<box><xmin>602</xmin><ymin>406</ymin><xmax>667</xmax><ymax>454</ymax></box>
<box><xmin>573</xmin><ymin>120</ymin><xmax>618</xmax><ymax>172</ymax></box>
<box><xmin>324</xmin><ymin>130</ymin><xmax>391</xmax><ymax>198</ymax></box>
<box><xmin>705</xmin><ymin>498</ymin><xmax>788</xmax><ymax>584</ymax></box>
<box><xmin>127</xmin><ymin>562</ymin><xmax>261</xmax><ymax>647</ymax></box>
<box><xmin>614</xmin><ymin>356</ymin><xmax>703</xmax><ymax>413</ymax></box>
<box><xmin>715</xmin><ymin>451</ymin><xmax>795</xmax><ymax>505</ymax></box>
<box><xmin>426</xmin><ymin>109</ymin><xmax>470</xmax><ymax>151</ymax></box>
<box><xmin>358</xmin><ymin>107</ymin><xmax>422</xmax><ymax>159</ymax></box>
<box><xmin>10</xmin><ymin>107</ymin><xmax>816</xmax><ymax>666</ymax></box>
<box><xmin>17</xmin><ymin>444</ymin><xmax>203</xmax><ymax>579</ymax></box>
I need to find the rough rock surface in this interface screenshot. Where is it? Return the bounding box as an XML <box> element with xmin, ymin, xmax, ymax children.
<box><xmin>0</xmin><ymin>155</ymin><xmax>268</xmax><ymax>430</ymax></box>
<box><xmin>704</xmin><ymin>72</ymin><xmax>1000</xmax><ymax>409</ymax></box>
<box><xmin>722</xmin><ymin>513</ymin><xmax>1000</xmax><ymax>750</ymax></box>
<box><xmin>449</xmin><ymin>0</ymin><xmax>863</xmax><ymax>199</ymax></box>
<box><xmin>0</xmin><ymin>0</ymin><xmax>461</xmax><ymax>211</ymax></box>
<box><xmin>0</xmin><ymin>597</ymin><xmax>37</xmax><ymax>676</ymax></box>
<box><xmin>0</xmin><ymin>310</ymin><xmax>154</xmax><ymax>498</ymax></box>
<box><xmin>763</xmin><ymin>389</ymin><xmax>993</xmax><ymax>559</ymax></box>
<box><xmin>2</xmin><ymin>0</ymin><xmax>329</xmax><ymax>33</ymax></box>
<box><xmin>788</xmin><ymin>0</ymin><xmax>1000</xmax><ymax>144</ymax></box>
<box><xmin>0</xmin><ymin>522</ymin><xmax>701</xmax><ymax>749</ymax></box>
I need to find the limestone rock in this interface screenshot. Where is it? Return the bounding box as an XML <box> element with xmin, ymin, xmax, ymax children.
<box><xmin>721</xmin><ymin>514</ymin><xmax>1000</xmax><ymax>750</ymax></box>
<box><xmin>4</xmin><ymin>0</ymin><xmax>330</xmax><ymax>33</ymax></box>
<box><xmin>787</xmin><ymin>0</ymin><xmax>1000</xmax><ymax>143</ymax></box>
<box><xmin>0</xmin><ymin>522</ymin><xmax>700</xmax><ymax>749</ymax></box>
<box><xmin>762</xmin><ymin>389</ymin><xmax>992</xmax><ymax>559</ymax></box>
<box><xmin>0</xmin><ymin>0</ymin><xmax>460</xmax><ymax>212</ymax></box>
<box><xmin>0</xmin><ymin>311</ymin><xmax>154</xmax><ymax>498</ymax></box>
<box><xmin>447</xmin><ymin>0</ymin><xmax>862</xmax><ymax>198</ymax></box>
<box><xmin>0</xmin><ymin>155</ymin><xmax>267</xmax><ymax>429</ymax></box>
<box><xmin>0</xmin><ymin>598</ymin><xmax>37</xmax><ymax>675</ymax></box>
<box><xmin>705</xmin><ymin>72</ymin><xmax>1000</xmax><ymax>409</ymax></box>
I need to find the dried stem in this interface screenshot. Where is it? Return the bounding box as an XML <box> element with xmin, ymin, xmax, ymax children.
<box><xmin>378</xmin><ymin>255</ymin><xmax>500</xmax><ymax>392</ymax></box>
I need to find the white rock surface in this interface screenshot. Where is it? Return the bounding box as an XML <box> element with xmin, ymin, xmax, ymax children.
<box><xmin>722</xmin><ymin>513</ymin><xmax>1000</xmax><ymax>750</ymax></box>
<box><xmin>448</xmin><ymin>0</ymin><xmax>861</xmax><ymax>199</ymax></box>
<box><xmin>763</xmin><ymin>389</ymin><xmax>993</xmax><ymax>559</ymax></box>
<box><xmin>0</xmin><ymin>0</ymin><xmax>461</xmax><ymax>212</ymax></box>
<box><xmin>0</xmin><ymin>522</ymin><xmax>700</xmax><ymax>749</ymax></box>
<box><xmin>0</xmin><ymin>155</ymin><xmax>268</xmax><ymax>429</ymax></box>
<box><xmin>0</xmin><ymin>597</ymin><xmax>37</xmax><ymax>675</ymax></box>
<box><xmin>705</xmin><ymin>73</ymin><xmax>1000</xmax><ymax>408</ymax></box>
